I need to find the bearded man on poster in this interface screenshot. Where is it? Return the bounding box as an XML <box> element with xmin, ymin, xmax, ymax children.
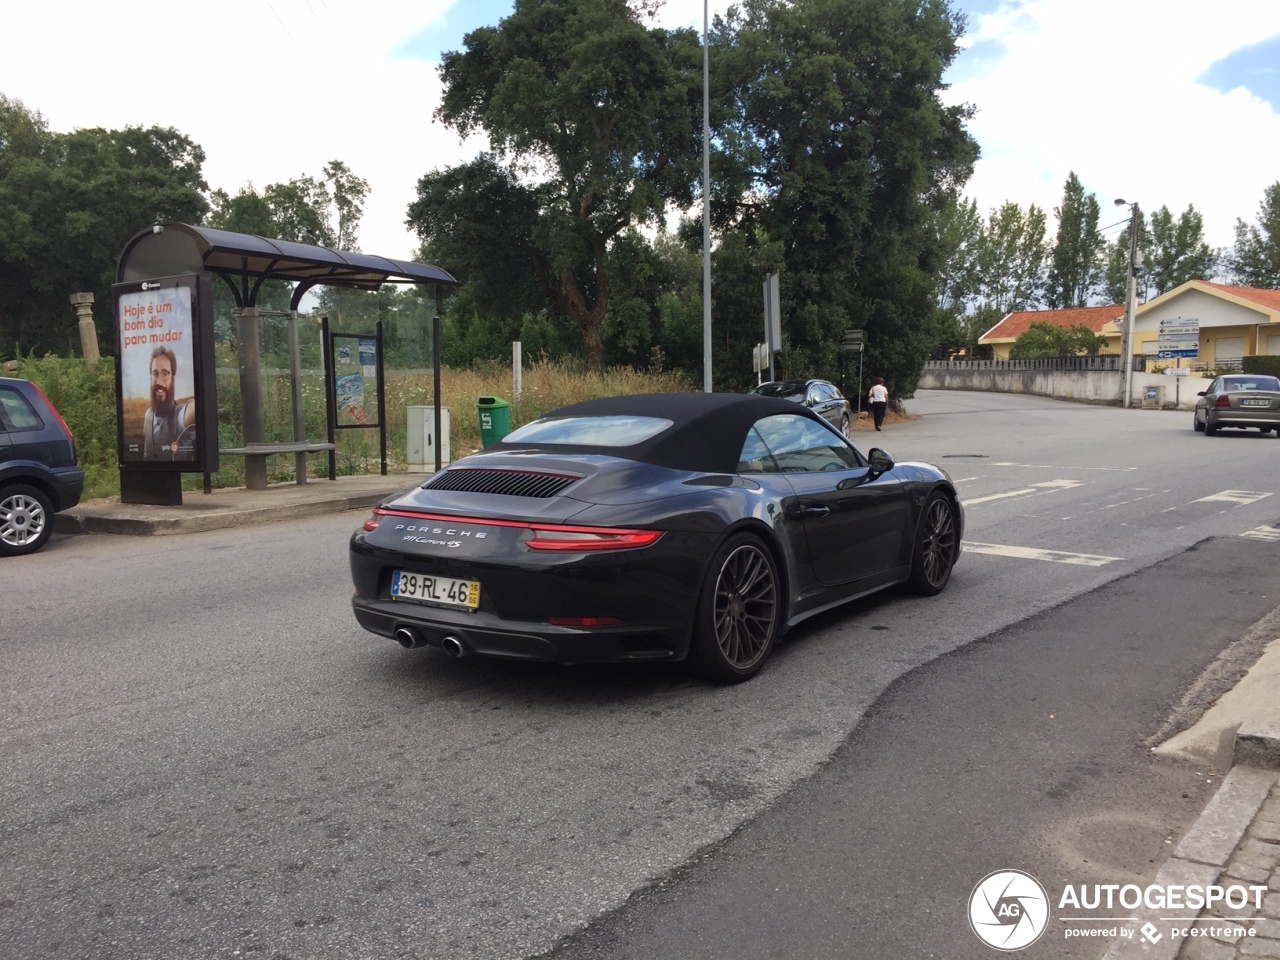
<box><xmin>143</xmin><ymin>346</ymin><xmax>196</xmax><ymax>459</ymax></box>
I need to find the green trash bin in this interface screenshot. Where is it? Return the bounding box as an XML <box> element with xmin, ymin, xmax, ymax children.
<box><xmin>477</xmin><ymin>396</ymin><xmax>511</xmax><ymax>447</ymax></box>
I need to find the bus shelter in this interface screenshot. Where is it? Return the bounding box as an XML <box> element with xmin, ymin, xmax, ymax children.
<box><xmin>114</xmin><ymin>222</ymin><xmax>457</xmax><ymax>505</ymax></box>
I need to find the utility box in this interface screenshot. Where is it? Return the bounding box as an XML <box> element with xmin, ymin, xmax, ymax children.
<box><xmin>407</xmin><ymin>405</ymin><xmax>451</xmax><ymax>470</ymax></box>
<box><xmin>1141</xmin><ymin>385</ymin><xmax>1164</xmax><ymax>409</ymax></box>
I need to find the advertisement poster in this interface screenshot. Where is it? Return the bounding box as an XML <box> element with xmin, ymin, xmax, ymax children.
<box><xmin>334</xmin><ymin>335</ymin><xmax>378</xmax><ymax>426</ymax></box>
<box><xmin>118</xmin><ymin>284</ymin><xmax>198</xmax><ymax>462</ymax></box>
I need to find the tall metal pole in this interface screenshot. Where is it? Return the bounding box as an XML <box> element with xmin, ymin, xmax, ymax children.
<box><xmin>701</xmin><ymin>0</ymin><xmax>712</xmax><ymax>393</ymax></box>
<box><xmin>1119</xmin><ymin>201</ymin><xmax>1140</xmax><ymax>409</ymax></box>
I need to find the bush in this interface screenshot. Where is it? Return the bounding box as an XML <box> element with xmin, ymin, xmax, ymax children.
<box><xmin>1242</xmin><ymin>355</ymin><xmax>1280</xmax><ymax>378</ymax></box>
<box><xmin>13</xmin><ymin>353</ymin><xmax>694</xmax><ymax>499</ymax></box>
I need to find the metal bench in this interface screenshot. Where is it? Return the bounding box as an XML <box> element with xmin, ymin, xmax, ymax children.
<box><xmin>218</xmin><ymin>441</ymin><xmax>336</xmax><ymax>486</ymax></box>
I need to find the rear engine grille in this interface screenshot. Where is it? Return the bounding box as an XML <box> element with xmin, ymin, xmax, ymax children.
<box><xmin>425</xmin><ymin>468</ymin><xmax>581</xmax><ymax>498</ymax></box>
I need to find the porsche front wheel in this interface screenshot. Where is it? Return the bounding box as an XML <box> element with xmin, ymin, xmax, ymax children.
<box><xmin>906</xmin><ymin>492</ymin><xmax>959</xmax><ymax>596</ymax></box>
<box><xmin>689</xmin><ymin>533</ymin><xmax>780</xmax><ymax>682</ymax></box>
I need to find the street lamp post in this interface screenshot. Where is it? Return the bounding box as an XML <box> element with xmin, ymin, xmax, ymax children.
<box><xmin>701</xmin><ymin>0</ymin><xmax>712</xmax><ymax>392</ymax></box>
<box><xmin>1114</xmin><ymin>198</ymin><xmax>1140</xmax><ymax>409</ymax></box>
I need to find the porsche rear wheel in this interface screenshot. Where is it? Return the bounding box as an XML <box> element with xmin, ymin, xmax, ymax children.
<box><xmin>689</xmin><ymin>533</ymin><xmax>780</xmax><ymax>682</ymax></box>
<box><xmin>906</xmin><ymin>492</ymin><xmax>959</xmax><ymax>596</ymax></box>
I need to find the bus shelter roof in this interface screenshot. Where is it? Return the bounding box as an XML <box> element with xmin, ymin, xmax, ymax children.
<box><xmin>117</xmin><ymin>221</ymin><xmax>458</xmax><ymax>310</ymax></box>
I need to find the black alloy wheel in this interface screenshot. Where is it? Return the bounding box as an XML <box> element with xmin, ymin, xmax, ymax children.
<box><xmin>906</xmin><ymin>492</ymin><xmax>959</xmax><ymax>595</ymax></box>
<box><xmin>1204</xmin><ymin>420</ymin><xmax>1218</xmax><ymax>436</ymax></box>
<box><xmin>690</xmin><ymin>534</ymin><xmax>780</xmax><ymax>682</ymax></box>
<box><xmin>0</xmin><ymin>484</ymin><xmax>54</xmax><ymax>557</ymax></box>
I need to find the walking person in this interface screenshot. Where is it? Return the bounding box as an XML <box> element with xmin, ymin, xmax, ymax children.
<box><xmin>868</xmin><ymin>377</ymin><xmax>888</xmax><ymax>431</ymax></box>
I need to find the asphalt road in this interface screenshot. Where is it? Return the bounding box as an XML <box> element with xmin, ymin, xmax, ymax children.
<box><xmin>3</xmin><ymin>390</ymin><xmax>1280</xmax><ymax>959</ymax></box>
<box><xmin>543</xmin><ymin>534</ymin><xmax>1280</xmax><ymax>959</ymax></box>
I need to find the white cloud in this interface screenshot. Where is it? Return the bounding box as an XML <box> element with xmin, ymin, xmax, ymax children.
<box><xmin>4</xmin><ymin>0</ymin><xmax>1277</xmax><ymax>264</ymax></box>
<box><xmin>945</xmin><ymin>0</ymin><xmax>1280</xmax><ymax>250</ymax></box>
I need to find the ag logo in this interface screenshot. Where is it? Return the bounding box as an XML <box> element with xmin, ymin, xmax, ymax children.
<box><xmin>968</xmin><ymin>869</ymin><xmax>1049</xmax><ymax>951</ymax></box>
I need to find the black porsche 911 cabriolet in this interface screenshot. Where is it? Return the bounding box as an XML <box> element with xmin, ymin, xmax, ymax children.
<box><xmin>350</xmin><ymin>392</ymin><xmax>962</xmax><ymax>681</ymax></box>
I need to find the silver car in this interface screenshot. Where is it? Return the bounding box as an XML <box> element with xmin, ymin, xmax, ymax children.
<box><xmin>1193</xmin><ymin>374</ymin><xmax>1280</xmax><ymax>436</ymax></box>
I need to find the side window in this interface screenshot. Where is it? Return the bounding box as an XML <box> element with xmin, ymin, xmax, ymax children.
<box><xmin>0</xmin><ymin>386</ymin><xmax>43</xmax><ymax>431</ymax></box>
<box><xmin>737</xmin><ymin>426</ymin><xmax>779</xmax><ymax>474</ymax></box>
<box><xmin>753</xmin><ymin>414</ymin><xmax>863</xmax><ymax>473</ymax></box>
<box><xmin>813</xmin><ymin>383</ymin><xmax>836</xmax><ymax>402</ymax></box>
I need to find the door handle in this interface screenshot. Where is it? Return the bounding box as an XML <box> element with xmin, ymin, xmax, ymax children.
<box><xmin>802</xmin><ymin>505</ymin><xmax>831</xmax><ymax>517</ymax></box>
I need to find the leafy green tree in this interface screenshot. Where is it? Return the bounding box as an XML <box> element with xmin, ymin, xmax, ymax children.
<box><xmin>1046</xmin><ymin>172</ymin><xmax>1103</xmax><ymax>308</ymax></box>
<box><xmin>1229</xmin><ymin>181</ymin><xmax>1280</xmax><ymax>288</ymax></box>
<box><xmin>414</xmin><ymin>0</ymin><xmax>704</xmax><ymax>373</ymax></box>
<box><xmin>1009</xmin><ymin>321</ymin><xmax>1107</xmax><ymax>359</ymax></box>
<box><xmin>1100</xmin><ymin>208</ymin><xmax>1149</xmax><ymax>305</ymax></box>
<box><xmin>0</xmin><ymin>95</ymin><xmax>209</xmax><ymax>358</ymax></box>
<box><xmin>1147</xmin><ymin>205</ymin><xmax>1215</xmax><ymax>295</ymax></box>
<box><xmin>711</xmin><ymin>0</ymin><xmax>978</xmax><ymax>394</ymax></box>
<box><xmin>976</xmin><ymin>201</ymin><xmax>1048</xmax><ymax>314</ymax></box>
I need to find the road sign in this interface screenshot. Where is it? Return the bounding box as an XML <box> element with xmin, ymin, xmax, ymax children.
<box><xmin>1157</xmin><ymin>348</ymin><xmax>1199</xmax><ymax>359</ymax></box>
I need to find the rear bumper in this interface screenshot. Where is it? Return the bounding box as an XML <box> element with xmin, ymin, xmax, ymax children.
<box><xmin>351</xmin><ymin>596</ymin><xmax>689</xmax><ymax>663</ymax></box>
<box><xmin>1206</xmin><ymin>408</ymin><xmax>1280</xmax><ymax>429</ymax></box>
<box><xmin>48</xmin><ymin>466</ymin><xmax>85</xmax><ymax>511</ymax></box>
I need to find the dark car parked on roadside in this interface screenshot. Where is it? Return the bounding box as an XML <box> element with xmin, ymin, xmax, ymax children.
<box><xmin>750</xmin><ymin>379</ymin><xmax>853</xmax><ymax>437</ymax></box>
<box><xmin>0</xmin><ymin>377</ymin><xmax>84</xmax><ymax>556</ymax></box>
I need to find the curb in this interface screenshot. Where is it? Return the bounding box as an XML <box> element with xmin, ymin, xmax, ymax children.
<box><xmin>57</xmin><ymin>492</ymin><xmax>387</xmax><ymax>536</ymax></box>
<box><xmin>1103</xmin><ymin>765</ymin><xmax>1280</xmax><ymax>959</ymax></box>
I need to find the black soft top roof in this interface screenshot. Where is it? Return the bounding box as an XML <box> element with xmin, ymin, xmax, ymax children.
<box><xmin>489</xmin><ymin>392</ymin><xmax>830</xmax><ymax>473</ymax></box>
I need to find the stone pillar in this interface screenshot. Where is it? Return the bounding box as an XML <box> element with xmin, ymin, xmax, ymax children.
<box><xmin>70</xmin><ymin>292</ymin><xmax>99</xmax><ymax>368</ymax></box>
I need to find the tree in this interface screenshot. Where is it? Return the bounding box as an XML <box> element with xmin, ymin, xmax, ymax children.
<box><xmin>711</xmin><ymin>0</ymin><xmax>978</xmax><ymax>394</ymax></box>
<box><xmin>1046</xmin><ymin>172</ymin><xmax>1103</xmax><ymax>309</ymax></box>
<box><xmin>1229</xmin><ymin>182</ymin><xmax>1280</xmax><ymax>288</ymax></box>
<box><xmin>1147</xmin><ymin>205</ymin><xmax>1215</xmax><ymax>295</ymax></box>
<box><xmin>1008</xmin><ymin>321</ymin><xmax>1107</xmax><ymax>359</ymax></box>
<box><xmin>976</xmin><ymin>201</ymin><xmax>1048</xmax><ymax>314</ymax></box>
<box><xmin>1100</xmin><ymin>209</ymin><xmax>1148</xmax><ymax>306</ymax></box>
<box><xmin>413</xmin><ymin>0</ymin><xmax>704</xmax><ymax>374</ymax></box>
<box><xmin>0</xmin><ymin>96</ymin><xmax>209</xmax><ymax>358</ymax></box>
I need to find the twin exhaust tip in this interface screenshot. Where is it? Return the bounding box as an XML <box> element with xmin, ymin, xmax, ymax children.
<box><xmin>394</xmin><ymin>627</ymin><xmax>466</xmax><ymax>658</ymax></box>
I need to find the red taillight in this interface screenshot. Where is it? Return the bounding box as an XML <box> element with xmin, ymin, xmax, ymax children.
<box><xmin>27</xmin><ymin>381</ymin><xmax>75</xmax><ymax>448</ymax></box>
<box><xmin>526</xmin><ymin>525</ymin><xmax>664</xmax><ymax>551</ymax></box>
<box><xmin>547</xmin><ymin>616</ymin><xmax>625</xmax><ymax>627</ymax></box>
<box><xmin>1216</xmin><ymin>395</ymin><xmax>1232</xmax><ymax>408</ymax></box>
<box><xmin>362</xmin><ymin>516</ymin><xmax>380</xmax><ymax>531</ymax></box>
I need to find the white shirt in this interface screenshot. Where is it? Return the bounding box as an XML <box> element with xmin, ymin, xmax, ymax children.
<box><xmin>869</xmin><ymin>384</ymin><xmax>888</xmax><ymax>403</ymax></box>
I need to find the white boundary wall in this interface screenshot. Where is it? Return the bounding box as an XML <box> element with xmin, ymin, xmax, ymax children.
<box><xmin>918</xmin><ymin>364</ymin><xmax>1212</xmax><ymax>410</ymax></box>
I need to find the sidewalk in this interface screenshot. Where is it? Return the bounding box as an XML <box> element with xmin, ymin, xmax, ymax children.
<box><xmin>1105</xmin><ymin>632</ymin><xmax>1280</xmax><ymax>959</ymax></box>
<box><xmin>55</xmin><ymin>471</ymin><xmax>428</xmax><ymax>537</ymax></box>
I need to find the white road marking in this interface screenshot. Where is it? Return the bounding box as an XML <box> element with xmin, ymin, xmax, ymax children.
<box><xmin>1241</xmin><ymin>526</ymin><xmax>1280</xmax><ymax>542</ymax></box>
<box><xmin>1102</xmin><ymin>490</ymin><xmax>1172</xmax><ymax>509</ymax></box>
<box><xmin>961</xmin><ymin>479</ymin><xmax>1085</xmax><ymax>506</ymax></box>
<box><xmin>993</xmin><ymin>461</ymin><xmax>1137</xmax><ymax>472</ymax></box>
<box><xmin>1194</xmin><ymin>490</ymin><xmax>1273</xmax><ymax>505</ymax></box>
<box><xmin>964</xmin><ymin>542</ymin><xmax>1123</xmax><ymax>566</ymax></box>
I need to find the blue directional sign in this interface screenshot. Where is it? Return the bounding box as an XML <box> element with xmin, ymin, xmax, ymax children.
<box><xmin>1157</xmin><ymin>348</ymin><xmax>1199</xmax><ymax>359</ymax></box>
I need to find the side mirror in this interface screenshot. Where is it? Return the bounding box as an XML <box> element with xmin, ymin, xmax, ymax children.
<box><xmin>1197</xmin><ymin>391</ymin><xmax>1206</xmax><ymax>397</ymax></box>
<box><xmin>867</xmin><ymin>448</ymin><xmax>895</xmax><ymax>475</ymax></box>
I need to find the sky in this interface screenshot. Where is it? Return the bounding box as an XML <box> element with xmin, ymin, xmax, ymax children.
<box><xmin>3</xmin><ymin>0</ymin><xmax>1279</xmax><ymax>263</ymax></box>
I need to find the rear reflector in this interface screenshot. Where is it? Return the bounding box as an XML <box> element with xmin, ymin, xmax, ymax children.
<box><xmin>548</xmin><ymin>616</ymin><xmax>625</xmax><ymax>627</ymax></box>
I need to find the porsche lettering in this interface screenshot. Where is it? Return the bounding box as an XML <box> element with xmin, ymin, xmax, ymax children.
<box><xmin>394</xmin><ymin>524</ymin><xmax>487</xmax><ymax>539</ymax></box>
